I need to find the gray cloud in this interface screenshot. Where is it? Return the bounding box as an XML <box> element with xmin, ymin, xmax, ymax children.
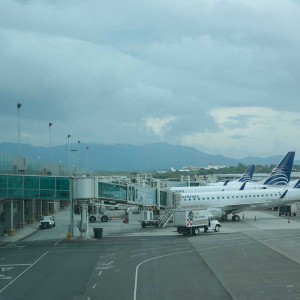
<box><xmin>1</xmin><ymin>0</ymin><xmax>300</xmax><ymax>160</ymax></box>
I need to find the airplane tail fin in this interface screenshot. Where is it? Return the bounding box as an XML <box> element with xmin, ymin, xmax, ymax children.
<box><xmin>263</xmin><ymin>151</ymin><xmax>295</xmax><ymax>185</ymax></box>
<box><xmin>238</xmin><ymin>165</ymin><xmax>255</xmax><ymax>183</ymax></box>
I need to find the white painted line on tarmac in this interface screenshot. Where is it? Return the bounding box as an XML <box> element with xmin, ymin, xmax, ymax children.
<box><xmin>0</xmin><ymin>251</ymin><xmax>49</xmax><ymax>294</ymax></box>
<box><xmin>98</xmin><ymin>270</ymin><xmax>102</xmax><ymax>276</ymax></box>
<box><xmin>92</xmin><ymin>283</ymin><xmax>97</xmax><ymax>289</ymax></box>
<box><xmin>131</xmin><ymin>253</ymin><xmax>146</xmax><ymax>258</ymax></box>
<box><xmin>0</xmin><ymin>264</ymin><xmax>30</xmax><ymax>267</ymax></box>
<box><xmin>105</xmin><ymin>261</ymin><xmax>114</xmax><ymax>265</ymax></box>
<box><xmin>54</xmin><ymin>239</ymin><xmax>63</xmax><ymax>246</ymax></box>
<box><xmin>133</xmin><ymin>240</ymin><xmax>255</xmax><ymax>300</ymax></box>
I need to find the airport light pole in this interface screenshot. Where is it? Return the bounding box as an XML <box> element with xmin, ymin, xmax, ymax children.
<box><xmin>66</xmin><ymin>134</ymin><xmax>71</xmax><ymax>171</ymax></box>
<box><xmin>86</xmin><ymin>146</ymin><xmax>90</xmax><ymax>174</ymax></box>
<box><xmin>49</xmin><ymin>122</ymin><xmax>53</xmax><ymax>162</ymax></box>
<box><xmin>17</xmin><ymin>102</ymin><xmax>22</xmax><ymax>155</ymax></box>
<box><xmin>71</xmin><ymin>149</ymin><xmax>77</xmax><ymax>175</ymax></box>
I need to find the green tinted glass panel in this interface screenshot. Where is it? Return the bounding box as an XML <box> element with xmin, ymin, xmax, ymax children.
<box><xmin>24</xmin><ymin>177</ymin><xmax>39</xmax><ymax>189</ymax></box>
<box><xmin>40</xmin><ymin>177</ymin><xmax>55</xmax><ymax>189</ymax></box>
<box><xmin>0</xmin><ymin>176</ymin><xmax>7</xmax><ymax>189</ymax></box>
<box><xmin>8</xmin><ymin>176</ymin><xmax>23</xmax><ymax>188</ymax></box>
<box><xmin>98</xmin><ymin>182</ymin><xmax>127</xmax><ymax>200</ymax></box>
<box><xmin>56</xmin><ymin>191</ymin><xmax>70</xmax><ymax>200</ymax></box>
<box><xmin>56</xmin><ymin>178</ymin><xmax>69</xmax><ymax>190</ymax></box>
<box><xmin>40</xmin><ymin>190</ymin><xmax>55</xmax><ymax>199</ymax></box>
<box><xmin>24</xmin><ymin>189</ymin><xmax>40</xmax><ymax>198</ymax></box>
<box><xmin>0</xmin><ymin>189</ymin><xmax>7</xmax><ymax>198</ymax></box>
<box><xmin>7</xmin><ymin>189</ymin><xmax>23</xmax><ymax>198</ymax></box>
<box><xmin>160</xmin><ymin>191</ymin><xmax>167</xmax><ymax>206</ymax></box>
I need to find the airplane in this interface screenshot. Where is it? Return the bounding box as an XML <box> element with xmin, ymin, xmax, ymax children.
<box><xmin>209</xmin><ymin>164</ymin><xmax>255</xmax><ymax>186</ymax></box>
<box><xmin>170</xmin><ymin>151</ymin><xmax>295</xmax><ymax>194</ymax></box>
<box><xmin>178</xmin><ymin>182</ymin><xmax>300</xmax><ymax>221</ymax></box>
<box><xmin>212</xmin><ymin>151</ymin><xmax>295</xmax><ymax>186</ymax></box>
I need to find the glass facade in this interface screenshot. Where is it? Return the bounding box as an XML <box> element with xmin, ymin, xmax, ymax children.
<box><xmin>0</xmin><ymin>175</ymin><xmax>70</xmax><ymax>201</ymax></box>
<box><xmin>98</xmin><ymin>182</ymin><xmax>127</xmax><ymax>201</ymax></box>
<box><xmin>160</xmin><ymin>191</ymin><xmax>167</xmax><ymax>206</ymax></box>
<box><xmin>0</xmin><ymin>175</ymin><xmax>162</xmax><ymax>206</ymax></box>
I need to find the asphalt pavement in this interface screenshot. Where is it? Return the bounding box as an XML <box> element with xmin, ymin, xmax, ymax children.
<box><xmin>1</xmin><ymin>209</ymin><xmax>300</xmax><ymax>300</ymax></box>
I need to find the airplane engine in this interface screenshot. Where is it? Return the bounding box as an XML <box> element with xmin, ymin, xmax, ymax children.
<box><xmin>207</xmin><ymin>208</ymin><xmax>226</xmax><ymax>220</ymax></box>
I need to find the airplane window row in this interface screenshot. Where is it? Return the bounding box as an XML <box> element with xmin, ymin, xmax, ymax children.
<box><xmin>182</xmin><ymin>193</ymin><xmax>278</xmax><ymax>201</ymax></box>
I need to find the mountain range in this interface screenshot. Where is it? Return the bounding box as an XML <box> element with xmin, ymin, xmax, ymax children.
<box><xmin>0</xmin><ymin>142</ymin><xmax>298</xmax><ymax>172</ymax></box>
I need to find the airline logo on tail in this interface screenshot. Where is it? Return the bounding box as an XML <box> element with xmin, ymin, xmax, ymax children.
<box><xmin>263</xmin><ymin>151</ymin><xmax>295</xmax><ymax>185</ymax></box>
<box><xmin>238</xmin><ymin>165</ymin><xmax>255</xmax><ymax>183</ymax></box>
<box><xmin>223</xmin><ymin>165</ymin><xmax>255</xmax><ymax>186</ymax></box>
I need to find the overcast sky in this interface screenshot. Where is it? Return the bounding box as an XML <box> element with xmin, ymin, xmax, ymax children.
<box><xmin>1</xmin><ymin>0</ymin><xmax>300</xmax><ymax>160</ymax></box>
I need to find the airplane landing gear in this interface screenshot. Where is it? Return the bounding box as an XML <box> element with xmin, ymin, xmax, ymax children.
<box><xmin>232</xmin><ymin>214</ymin><xmax>240</xmax><ymax>222</ymax></box>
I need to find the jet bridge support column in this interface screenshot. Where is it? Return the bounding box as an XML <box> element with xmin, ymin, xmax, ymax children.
<box><xmin>17</xmin><ymin>199</ymin><xmax>25</xmax><ymax>228</ymax></box>
<box><xmin>26</xmin><ymin>200</ymin><xmax>35</xmax><ymax>224</ymax></box>
<box><xmin>79</xmin><ymin>203</ymin><xmax>89</xmax><ymax>239</ymax></box>
<box><xmin>4</xmin><ymin>200</ymin><xmax>15</xmax><ymax>236</ymax></box>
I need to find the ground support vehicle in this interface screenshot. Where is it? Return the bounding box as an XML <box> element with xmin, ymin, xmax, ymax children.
<box><xmin>39</xmin><ymin>216</ymin><xmax>55</xmax><ymax>229</ymax></box>
<box><xmin>141</xmin><ymin>211</ymin><xmax>159</xmax><ymax>228</ymax></box>
<box><xmin>173</xmin><ymin>208</ymin><xmax>221</xmax><ymax>236</ymax></box>
<box><xmin>88</xmin><ymin>206</ymin><xmax>126</xmax><ymax>223</ymax></box>
<box><xmin>278</xmin><ymin>204</ymin><xmax>299</xmax><ymax>217</ymax></box>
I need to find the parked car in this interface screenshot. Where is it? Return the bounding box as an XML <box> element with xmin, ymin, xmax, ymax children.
<box><xmin>39</xmin><ymin>216</ymin><xmax>55</xmax><ymax>229</ymax></box>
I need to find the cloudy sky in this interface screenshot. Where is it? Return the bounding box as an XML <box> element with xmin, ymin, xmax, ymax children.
<box><xmin>1</xmin><ymin>0</ymin><xmax>300</xmax><ymax>159</ymax></box>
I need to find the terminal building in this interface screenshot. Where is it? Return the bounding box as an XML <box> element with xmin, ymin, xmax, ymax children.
<box><xmin>1</xmin><ymin>152</ymin><xmax>299</xmax><ymax>236</ymax></box>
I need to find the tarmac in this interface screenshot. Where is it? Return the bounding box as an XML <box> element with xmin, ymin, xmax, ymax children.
<box><xmin>1</xmin><ymin>207</ymin><xmax>300</xmax><ymax>243</ymax></box>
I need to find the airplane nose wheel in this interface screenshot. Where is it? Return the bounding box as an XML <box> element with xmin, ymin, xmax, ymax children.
<box><xmin>232</xmin><ymin>215</ymin><xmax>240</xmax><ymax>221</ymax></box>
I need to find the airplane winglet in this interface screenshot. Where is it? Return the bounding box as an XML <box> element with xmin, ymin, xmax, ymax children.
<box><xmin>280</xmin><ymin>190</ymin><xmax>288</xmax><ymax>198</ymax></box>
<box><xmin>293</xmin><ymin>179</ymin><xmax>300</xmax><ymax>188</ymax></box>
<box><xmin>223</xmin><ymin>179</ymin><xmax>229</xmax><ymax>186</ymax></box>
<box><xmin>239</xmin><ymin>182</ymin><xmax>246</xmax><ymax>190</ymax></box>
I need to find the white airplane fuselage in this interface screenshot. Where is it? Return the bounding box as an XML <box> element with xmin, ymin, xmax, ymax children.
<box><xmin>178</xmin><ymin>187</ymin><xmax>300</xmax><ymax>214</ymax></box>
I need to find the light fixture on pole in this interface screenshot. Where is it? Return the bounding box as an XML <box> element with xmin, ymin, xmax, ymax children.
<box><xmin>17</xmin><ymin>102</ymin><xmax>22</xmax><ymax>155</ymax></box>
<box><xmin>49</xmin><ymin>122</ymin><xmax>53</xmax><ymax>162</ymax></box>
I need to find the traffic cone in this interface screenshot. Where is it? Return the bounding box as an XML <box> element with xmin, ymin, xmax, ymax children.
<box><xmin>66</xmin><ymin>231</ymin><xmax>72</xmax><ymax>241</ymax></box>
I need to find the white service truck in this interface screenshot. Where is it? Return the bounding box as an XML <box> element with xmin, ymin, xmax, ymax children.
<box><xmin>173</xmin><ymin>208</ymin><xmax>221</xmax><ymax>236</ymax></box>
<box><xmin>88</xmin><ymin>206</ymin><xmax>126</xmax><ymax>223</ymax></box>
